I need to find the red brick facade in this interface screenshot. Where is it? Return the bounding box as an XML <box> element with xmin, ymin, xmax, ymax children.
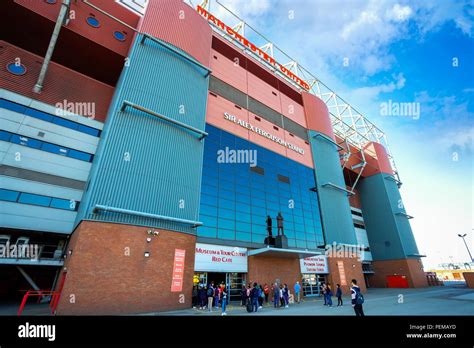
<box><xmin>247</xmin><ymin>255</ymin><xmax>301</xmax><ymax>290</ymax></box>
<box><xmin>370</xmin><ymin>258</ymin><xmax>428</xmax><ymax>288</ymax></box>
<box><xmin>55</xmin><ymin>221</ymin><xmax>196</xmax><ymax>315</ymax></box>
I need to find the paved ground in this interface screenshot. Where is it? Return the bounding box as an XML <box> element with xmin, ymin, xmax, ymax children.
<box><xmin>150</xmin><ymin>285</ymin><xmax>474</xmax><ymax>316</ymax></box>
<box><xmin>3</xmin><ymin>285</ymin><xmax>473</xmax><ymax>316</ymax></box>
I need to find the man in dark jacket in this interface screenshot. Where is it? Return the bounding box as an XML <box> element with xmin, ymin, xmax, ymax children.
<box><xmin>351</xmin><ymin>279</ymin><xmax>365</xmax><ymax>316</ymax></box>
<box><xmin>250</xmin><ymin>282</ymin><xmax>260</xmax><ymax>312</ymax></box>
<box><xmin>273</xmin><ymin>282</ymin><xmax>280</xmax><ymax>308</ymax></box>
<box><xmin>336</xmin><ymin>284</ymin><xmax>343</xmax><ymax>306</ymax></box>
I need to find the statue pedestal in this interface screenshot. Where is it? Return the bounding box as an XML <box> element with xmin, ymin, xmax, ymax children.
<box><xmin>264</xmin><ymin>236</ymin><xmax>275</xmax><ymax>246</ymax></box>
<box><xmin>275</xmin><ymin>235</ymin><xmax>288</xmax><ymax>249</ymax></box>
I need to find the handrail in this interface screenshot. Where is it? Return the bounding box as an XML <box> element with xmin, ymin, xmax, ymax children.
<box><xmin>18</xmin><ymin>290</ymin><xmax>58</xmax><ymax>316</ymax></box>
<box><xmin>93</xmin><ymin>204</ymin><xmax>203</xmax><ymax>227</ymax></box>
<box><xmin>140</xmin><ymin>34</ymin><xmax>212</xmax><ymax>77</ymax></box>
<box><xmin>121</xmin><ymin>100</ymin><xmax>208</xmax><ymax>140</ymax></box>
<box><xmin>322</xmin><ymin>182</ymin><xmax>354</xmax><ymax>196</ymax></box>
<box><xmin>312</xmin><ymin>133</ymin><xmax>344</xmax><ymax>151</ymax></box>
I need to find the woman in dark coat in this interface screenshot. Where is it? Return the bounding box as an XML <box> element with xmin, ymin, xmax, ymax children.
<box><xmin>241</xmin><ymin>285</ymin><xmax>248</xmax><ymax>306</ymax></box>
<box><xmin>192</xmin><ymin>285</ymin><xmax>198</xmax><ymax>308</ymax></box>
<box><xmin>198</xmin><ymin>285</ymin><xmax>207</xmax><ymax>309</ymax></box>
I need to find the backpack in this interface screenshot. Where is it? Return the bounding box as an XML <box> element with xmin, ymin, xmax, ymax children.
<box><xmin>207</xmin><ymin>287</ymin><xmax>214</xmax><ymax>297</ymax></box>
<box><xmin>355</xmin><ymin>291</ymin><xmax>364</xmax><ymax>305</ymax></box>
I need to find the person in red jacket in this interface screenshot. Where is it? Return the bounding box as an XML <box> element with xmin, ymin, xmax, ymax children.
<box><xmin>263</xmin><ymin>283</ymin><xmax>270</xmax><ymax>304</ymax></box>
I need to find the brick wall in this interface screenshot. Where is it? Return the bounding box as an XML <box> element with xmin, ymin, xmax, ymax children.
<box><xmin>370</xmin><ymin>258</ymin><xmax>428</xmax><ymax>288</ymax></box>
<box><xmin>326</xmin><ymin>256</ymin><xmax>366</xmax><ymax>295</ymax></box>
<box><xmin>55</xmin><ymin>221</ymin><xmax>196</xmax><ymax>315</ymax></box>
<box><xmin>248</xmin><ymin>255</ymin><xmax>301</xmax><ymax>291</ymax></box>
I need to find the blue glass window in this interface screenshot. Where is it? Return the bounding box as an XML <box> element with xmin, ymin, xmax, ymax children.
<box><xmin>236</xmin><ymin>232</ymin><xmax>251</xmax><ymax>242</ymax></box>
<box><xmin>24</xmin><ymin>108</ymin><xmax>54</xmax><ymax>122</ymax></box>
<box><xmin>199</xmin><ymin>124</ymin><xmax>324</xmax><ymax>248</ymax></box>
<box><xmin>68</xmin><ymin>149</ymin><xmax>93</xmax><ymax>162</ymax></box>
<box><xmin>0</xmin><ymin>99</ymin><xmax>27</xmax><ymax>113</ymax></box>
<box><xmin>86</xmin><ymin>16</ymin><xmax>100</xmax><ymax>28</ymax></box>
<box><xmin>0</xmin><ymin>99</ymin><xmax>101</xmax><ymax>137</ymax></box>
<box><xmin>197</xmin><ymin>226</ymin><xmax>217</xmax><ymax>238</ymax></box>
<box><xmin>6</xmin><ymin>63</ymin><xmax>26</xmax><ymax>75</ymax></box>
<box><xmin>113</xmin><ymin>31</ymin><xmax>127</xmax><ymax>41</ymax></box>
<box><xmin>77</xmin><ymin>124</ymin><xmax>100</xmax><ymax>137</ymax></box>
<box><xmin>18</xmin><ymin>193</ymin><xmax>51</xmax><ymax>207</ymax></box>
<box><xmin>50</xmin><ymin>198</ymin><xmax>77</xmax><ymax>211</ymax></box>
<box><xmin>10</xmin><ymin>134</ymin><xmax>42</xmax><ymax>149</ymax></box>
<box><xmin>42</xmin><ymin>142</ymin><xmax>68</xmax><ymax>156</ymax></box>
<box><xmin>218</xmin><ymin>229</ymin><xmax>235</xmax><ymax>240</ymax></box>
<box><xmin>53</xmin><ymin>116</ymin><xmax>79</xmax><ymax>130</ymax></box>
<box><xmin>0</xmin><ymin>189</ymin><xmax>20</xmax><ymax>202</ymax></box>
<box><xmin>0</xmin><ymin>130</ymin><xmax>12</xmax><ymax>142</ymax></box>
<box><xmin>201</xmin><ymin>214</ymin><xmax>217</xmax><ymax>227</ymax></box>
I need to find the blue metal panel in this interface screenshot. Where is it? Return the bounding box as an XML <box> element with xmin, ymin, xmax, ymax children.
<box><xmin>0</xmin><ymin>201</ymin><xmax>76</xmax><ymax>234</ymax></box>
<box><xmin>308</xmin><ymin>130</ymin><xmax>357</xmax><ymax>245</ymax></box>
<box><xmin>76</xmin><ymin>34</ymin><xmax>210</xmax><ymax>234</ymax></box>
<box><xmin>358</xmin><ymin>172</ymin><xmax>420</xmax><ymax>260</ymax></box>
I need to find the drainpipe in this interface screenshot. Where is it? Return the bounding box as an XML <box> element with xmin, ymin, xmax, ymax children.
<box><xmin>33</xmin><ymin>0</ymin><xmax>71</xmax><ymax>94</ymax></box>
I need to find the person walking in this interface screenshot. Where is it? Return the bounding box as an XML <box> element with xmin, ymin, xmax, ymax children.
<box><xmin>199</xmin><ymin>285</ymin><xmax>207</xmax><ymax>310</ymax></box>
<box><xmin>263</xmin><ymin>283</ymin><xmax>270</xmax><ymax>304</ymax></box>
<box><xmin>250</xmin><ymin>282</ymin><xmax>260</xmax><ymax>312</ymax></box>
<box><xmin>326</xmin><ymin>284</ymin><xmax>333</xmax><ymax>307</ymax></box>
<box><xmin>283</xmin><ymin>283</ymin><xmax>289</xmax><ymax>308</ymax></box>
<box><xmin>294</xmin><ymin>281</ymin><xmax>301</xmax><ymax>304</ymax></box>
<box><xmin>207</xmin><ymin>282</ymin><xmax>215</xmax><ymax>312</ymax></box>
<box><xmin>214</xmin><ymin>285</ymin><xmax>220</xmax><ymax>309</ymax></box>
<box><xmin>273</xmin><ymin>282</ymin><xmax>280</xmax><ymax>308</ymax></box>
<box><xmin>220</xmin><ymin>283</ymin><xmax>228</xmax><ymax>316</ymax></box>
<box><xmin>336</xmin><ymin>284</ymin><xmax>343</xmax><ymax>306</ymax></box>
<box><xmin>321</xmin><ymin>283</ymin><xmax>327</xmax><ymax>305</ymax></box>
<box><xmin>240</xmin><ymin>285</ymin><xmax>248</xmax><ymax>306</ymax></box>
<box><xmin>258</xmin><ymin>285</ymin><xmax>264</xmax><ymax>309</ymax></box>
<box><xmin>192</xmin><ymin>285</ymin><xmax>198</xmax><ymax>308</ymax></box>
<box><xmin>279</xmin><ymin>285</ymin><xmax>285</xmax><ymax>307</ymax></box>
<box><xmin>351</xmin><ymin>279</ymin><xmax>365</xmax><ymax>316</ymax></box>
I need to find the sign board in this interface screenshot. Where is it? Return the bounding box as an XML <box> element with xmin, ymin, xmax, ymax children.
<box><xmin>300</xmin><ymin>255</ymin><xmax>328</xmax><ymax>274</ymax></box>
<box><xmin>171</xmin><ymin>249</ymin><xmax>186</xmax><ymax>292</ymax></box>
<box><xmin>194</xmin><ymin>243</ymin><xmax>248</xmax><ymax>272</ymax></box>
<box><xmin>224</xmin><ymin>112</ymin><xmax>305</xmax><ymax>154</ymax></box>
<box><xmin>337</xmin><ymin>260</ymin><xmax>347</xmax><ymax>286</ymax></box>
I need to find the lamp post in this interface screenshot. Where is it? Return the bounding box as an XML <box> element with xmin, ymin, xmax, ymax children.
<box><xmin>458</xmin><ymin>233</ymin><xmax>473</xmax><ymax>262</ymax></box>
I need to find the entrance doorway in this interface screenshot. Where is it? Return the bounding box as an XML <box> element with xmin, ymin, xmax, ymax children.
<box><xmin>302</xmin><ymin>274</ymin><xmax>327</xmax><ymax>297</ymax></box>
<box><xmin>193</xmin><ymin>272</ymin><xmax>246</xmax><ymax>302</ymax></box>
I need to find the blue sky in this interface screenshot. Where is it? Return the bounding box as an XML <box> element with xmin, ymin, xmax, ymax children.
<box><xmin>213</xmin><ymin>0</ymin><xmax>474</xmax><ymax>268</ymax></box>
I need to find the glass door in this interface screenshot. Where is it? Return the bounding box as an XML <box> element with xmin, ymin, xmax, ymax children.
<box><xmin>302</xmin><ymin>274</ymin><xmax>327</xmax><ymax>296</ymax></box>
<box><xmin>226</xmin><ymin>272</ymin><xmax>246</xmax><ymax>302</ymax></box>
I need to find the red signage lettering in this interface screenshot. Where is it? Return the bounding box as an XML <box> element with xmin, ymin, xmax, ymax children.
<box><xmin>197</xmin><ymin>5</ymin><xmax>310</xmax><ymax>91</ymax></box>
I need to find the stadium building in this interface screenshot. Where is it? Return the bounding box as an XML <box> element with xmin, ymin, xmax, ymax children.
<box><xmin>0</xmin><ymin>0</ymin><xmax>427</xmax><ymax>314</ymax></box>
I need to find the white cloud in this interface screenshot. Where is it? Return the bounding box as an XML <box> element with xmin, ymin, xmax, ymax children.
<box><xmin>385</xmin><ymin>4</ymin><xmax>412</xmax><ymax>22</ymax></box>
